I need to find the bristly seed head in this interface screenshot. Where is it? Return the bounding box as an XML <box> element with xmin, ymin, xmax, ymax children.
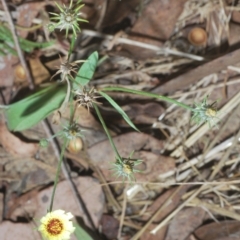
<box><xmin>73</xmin><ymin>87</ymin><xmax>101</xmax><ymax>112</ymax></box>
<box><xmin>48</xmin><ymin>0</ymin><xmax>88</xmax><ymax>38</ymax></box>
<box><xmin>50</xmin><ymin>55</ymin><xmax>84</xmax><ymax>82</ymax></box>
<box><xmin>111</xmin><ymin>154</ymin><xmax>143</xmax><ymax>183</ymax></box>
<box><xmin>192</xmin><ymin>96</ymin><xmax>219</xmax><ymax>128</ymax></box>
<box><xmin>63</xmin><ymin>121</ymin><xmax>84</xmax><ymax>140</ymax></box>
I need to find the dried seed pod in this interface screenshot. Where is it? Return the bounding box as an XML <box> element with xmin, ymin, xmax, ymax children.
<box><xmin>15</xmin><ymin>64</ymin><xmax>26</xmax><ymax>81</ymax></box>
<box><xmin>188</xmin><ymin>27</ymin><xmax>207</xmax><ymax>47</ymax></box>
<box><xmin>68</xmin><ymin>137</ymin><xmax>83</xmax><ymax>153</ymax></box>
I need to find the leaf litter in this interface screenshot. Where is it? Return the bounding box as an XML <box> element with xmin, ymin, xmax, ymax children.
<box><xmin>1</xmin><ymin>0</ymin><xmax>240</xmax><ymax>239</ymax></box>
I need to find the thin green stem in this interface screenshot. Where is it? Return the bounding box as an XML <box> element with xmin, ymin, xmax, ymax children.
<box><xmin>59</xmin><ymin>76</ymin><xmax>71</xmax><ymax>112</ymax></box>
<box><xmin>102</xmin><ymin>87</ymin><xmax>194</xmax><ymax>111</ymax></box>
<box><xmin>49</xmin><ymin>139</ymin><xmax>68</xmax><ymax>212</ymax></box>
<box><xmin>93</xmin><ymin>103</ymin><xmax>122</xmax><ymax>161</ymax></box>
<box><xmin>68</xmin><ymin>35</ymin><xmax>75</xmax><ymax>61</ymax></box>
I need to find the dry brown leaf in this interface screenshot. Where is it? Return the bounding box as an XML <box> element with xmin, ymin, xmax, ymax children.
<box><xmin>100</xmin><ymin>214</ymin><xmax>119</xmax><ymax>240</ymax></box>
<box><xmin>165</xmin><ymin>207</ymin><xmax>206</xmax><ymax>240</ymax></box>
<box><xmin>0</xmin><ymin>55</ymin><xmax>18</xmax><ymax>88</ymax></box>
<box><xmin>10</xmin><ymin>177</ymin><xmax>105</xmax><ymax>229</ymax></box>
<box><xmin>194</xmin><ymin>221</ymin><xmax>240</xmax><ymax>240</ymax></box>
<box><xmin>16</xmin><ymin>2</ymin><xmax>47</xmax><ymax>38</ymax></box>
<box><xmin>0</xmin><ymin>122</ymin><xmax>38</xmax><ymax>158</ymax></box>
<box><xmin>29</xmin><ymin>58</ymin><xmax>50</xmax><ymax>85</ymax></box>
<box><xmin>142</xmin><ymin>186</ymin><xmax>189</xmax><ymax>222</ymax></box>
<box><xmin>132</xmin><ymin>0</ymin><xmax>187</xmax><ymax>40</ymax></box>
<box><xmin>120</xmin><ymin>0</ymin><xmax>187</xmax><ymax>59</ymax></box>
<box><xmin>0</xmin><ymin>221</ymin><xmax>41</xmax><ymax>240</ymax></box>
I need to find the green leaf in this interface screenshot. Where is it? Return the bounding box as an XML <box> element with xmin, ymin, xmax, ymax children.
<box><xmin>6</xmin><ymin>84</ymin><xmax>66</xmax><ymax>131</ymax></box>
<box><xmin>73</xmin><ymin>51</ymin><xmax>98</xmax><ymax>89</ymax></box>
<box><xmin>99</xmin><ymin>91</ymin><xmax>139</xmax><ymax>132</ymax></box>
<box><xmin>74</xmin><ymin>223</ymin><xmax>93</xmax><ymax>240</ymax></box>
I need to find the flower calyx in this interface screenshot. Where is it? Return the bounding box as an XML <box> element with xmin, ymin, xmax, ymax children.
<box><xmin>192</xmin><ymin>96</ymin><xmax>219</xmax><ymax>128</ymax></box>
<box><xmin>50</xmin><ymin>55</ymin><xmax>84</xmax><ymax>82</ymax></box>
<box><xmin>112</xmin><ymin>154</ymin><xmax>143</xmax><ymax>183</ymax></box>
<box><xmin>48</xmin><ymin>0</ymin><xmax>88</xmax><ymax>38</ymax></box>
<box><xmin>63</xmin><ymin>121</ymin><xmax>84</xmax><ymax>140</ymax></box>
<box><xmin>73</xmin><ymin>86</ymin><xmax>101</xmax><ymax>112</ymax></box>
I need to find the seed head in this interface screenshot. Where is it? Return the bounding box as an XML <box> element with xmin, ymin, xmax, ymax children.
<box><xmin>112</xmin><ymin>155</ymin><xmax>143</xmax><ymax>183</ymax></box>
<box><xmin>48</xmin><ymin>0</ymin><xmax>88</xmax><ymax>38</ymax></box>
<box><xmin>63</xmin><ymin>121</ymin><xmax>84</xmax><ymax>140</ymax></box>
<box><xmin>74</xmin><ymin>87</ymin><xmax>101</xmax><ymax>112</ymax></box>
<box><xmin>50</xmin><ymin>55</ymin><xmax>85</xmax><ymax>82</ymax></box>
<box><xmin>192</xmin><ymin>96</ymin><xmax>219</xmax><ymax>128</ymax></box>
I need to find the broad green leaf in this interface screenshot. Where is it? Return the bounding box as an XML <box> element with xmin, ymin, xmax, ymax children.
<box><xmin>73</xmin><ymin>51</ymin><xmax>98</xmax><ymax>89</ymax></box>
<box><xmin>6</xmin><ymin>84</ymin><xmax>66</xmax><ymax>131</ymax></box>
<box><xmin>99</xmin><ymin>91</ymin><xmax>139</xmax><ymax>132</ymax></box>
<box><xmin>74</xmin><ymin>223</ymin><xmax>93</xmax><ymax>240</ymax></box>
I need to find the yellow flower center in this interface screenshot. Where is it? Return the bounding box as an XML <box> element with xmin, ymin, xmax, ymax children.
<box><xmin>46</xmin><ymin>218</ymin><xmax>63</xmax><ymax>236</ymax></box>
<box><xmin>123</xmin><ymin>163</ymin><xmax>133</xmax><ymax>175</ymax></box>
<box><xmin>205</xmin><ymin>108</ymin><xmax>217</xmax><ymax>117</ymax></box>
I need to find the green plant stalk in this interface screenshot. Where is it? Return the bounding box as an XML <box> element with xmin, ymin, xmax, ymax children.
<box><xmin>102</xmin><ymin>87</ymin><xmax>194</xmax><ymax>112</ymax></box>
<box><xmin>93</xmin><ymin>103</ymin><xmax>122</xmax><ymax>161</ymax></box>
<box><xmin>68</xmin><ymin>35</ymin><xmax>75</xmax><ymax>61</ymax></box>
<box><xmin>49</xmin><ymin>139</ymin><xmax>68</xmax><ymax>212</ymax></box>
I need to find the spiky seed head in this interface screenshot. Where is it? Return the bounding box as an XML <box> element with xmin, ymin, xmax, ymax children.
<box><xmin>48</xmin><ymin>0</ymin><xmax>88</xmax><ymax>38</ymax></box>
<box><xmin>192</xmin><ymin>96</ymin><xmax>219</xmax><ymax>128</ymax></box>
<box><xmin>74</xmin><ymin>87</ymin><xmax>101</xmax><ymax>111</ymax></box>
<box><xmin>63</xmin><ymin>122</ymin><xmax>84</xmax><ymax>140</ymax></box>
<box><xmin>112</xmin><ymin>156</ymin><xmax>143</xmax><ymax>183</ymax></box>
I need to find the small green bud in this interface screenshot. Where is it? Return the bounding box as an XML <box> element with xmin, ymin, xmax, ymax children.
<box><xmin>39</xmin><ymin>138</ymin><xmax>49</xmax><ymax>148</ymax></box>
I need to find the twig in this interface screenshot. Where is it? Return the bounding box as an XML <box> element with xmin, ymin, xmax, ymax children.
<box><xmin>81</xmin><ymin>29</ymin><xmax>204</xmax><ymax>61</ymax></box>
<box><xmin>1</xmin><ymin>0</ymin><xmax>34</xmax><ymax>90</ymax></box>
<box><xmin>118</xmin><ymin>183</ymin><xmax>128</xmax><ymax>239</ymax></box>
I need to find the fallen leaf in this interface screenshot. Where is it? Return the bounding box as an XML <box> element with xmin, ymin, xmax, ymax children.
<box><xmin>0</xmin><ymin>122</ymin><xmax>38</xmax><ymax>157</ymax></box>
<box><xmin>142</xmin><ymin>186</ymin><xmax>189</xmax><ymax>222</ymax></box>
<box><xmin>0</xmin><ymin>55</ymin><xmax>18</xmax><ymax>88</ymax></box>
<box><xmin>132</xmin><ymin>0</ymin><xmax>187</xmax><ymax>40</ymax></box>
<box><xmin>165</xmin><ymin>207</ymin><xmax>206</xmax><ymax>240</ymax></box>
<box><xmin>16</xmin><ymin>2</ymin><xmax>47</xmax><ymax>38</ymax></box>
<box><xmin>100</xmin><ymin>214</ymin><xmax>119</xmax><ymax>240</ymax></box>
<box><xmin>29</xmin><ymin>58</ymin><xmax>50</xmax><ymax>85</ymax></box>
<box><xmin>10</xmin><ymin>177</ymin><xmax>105</xmax><ymax>229</ymax></box>
<box><xmin>0</xmin><ymin>221</ymin><xmax>41</xmax><ymax>240</ymax></box>
<box><xmin>194</xmin><ymin>221</ymin><xmax>240</xmax><ymax>240</ymax></box>
<box><xmin>120</xmin><ymin>0</ymin><xmax>187</xmax><ymax>59</ymax></box>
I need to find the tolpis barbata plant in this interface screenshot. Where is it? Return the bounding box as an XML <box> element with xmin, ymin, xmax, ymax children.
<box><xmin>1</xmin><ymin>1</ymin><xmax>220</xmax><ymax>239</ymax></box>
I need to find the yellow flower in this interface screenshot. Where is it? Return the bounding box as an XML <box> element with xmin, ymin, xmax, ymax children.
<box><xmin>38</xmin><ymin>210</ymin><xmax>75</xmax><ymax>240</ymax></box>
